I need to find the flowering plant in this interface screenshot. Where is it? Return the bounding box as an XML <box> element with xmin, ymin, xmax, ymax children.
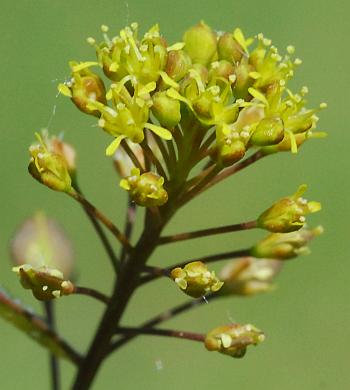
<box><xmin>0</xmin><ymin>21</ymin><xmax>325</xmax><ymax>389</ymax></box>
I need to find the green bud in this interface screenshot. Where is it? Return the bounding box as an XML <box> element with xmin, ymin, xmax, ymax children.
<box><xmin>251</xmin><ymin>226</ymin><xmax>324</xmax><ymax>260</ymax></box>
<box><xmin>165</xmin><ymin>50</ymin><xmax>192</xmax><ymax>82</ymax></box>
<box><xmin>12</xmin><ymin>264</ymin><xmax>75</xmax><ymax>301</ymax></box>
<box><xmin>233</xmin><ymin>59</ymin><xmax>254</xmax><ymax>99</ymax></box>
<box><xmin>28</xmin><ymin>134</ymin><xmax>73</xmax><ymax>193</ymax></box>
<box><xmin>10</xmin><ymin>212</ymin><xmax>75</xmax><ymax>278</ymax></box>
<box><xmin>205</xmin><ymin>323</ymin><xmax>265</xmax><ymax>358</ymax></box>
<box><xmin>120</xmin><ymin>168</ymin><xmax>168</xmax><ymax>207</ymax></box>
<box><xmin>214</xmin><ymin>124</ymin><xmax>246</xmax><ymax>166</ymax></box>
<box><xmin>257</xmin><ymin>185</ymin><xmax>321</xmax><ymax>233</ymax></box>
<box><xmin>58</xmin><ymin>62</ymin><xmax>106</xmax><ymax>117</ymax></box>
<box><xmin>219</xmin><ymin>257</ymin><xmax>282</xmax><ymax>296</ymax></box>
<box><xmin>170</xmin><ymin>261</ymin><xmax>223</xmax><ymax>298</ymax></box>
<box><xmin>250</xmin><ymin>117</ymin><xmax>284</xmax><ymax>146</ymax></box>
<box><xmin>151</xmin><ymin>91</ymin><xmax>181</xmax><ymax>128</ymax></box>
<box><xmin>183</xmin><ymin>21</ymin><xmax>217</xmax><ymax>66</ymax></box>
<box><xmin>217</xmin><ymin>32</ymin><xmax>244</xmax><ymax>63</ymax></box>
<box><xmin>209</xmin><ymin>60</ymin><xmax>235</xmax><ymax>81</ymax></box>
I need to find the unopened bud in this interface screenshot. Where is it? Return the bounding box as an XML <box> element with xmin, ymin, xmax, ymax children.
<box><xmin>217</xmin><ymin>32</ymin><xmax>244</xmax><ymax>63</ymax></box>
<box><xmin>151</xmin><ymin>92</ymin><xmax>181</xmax><ymax>128</ymax></box>
<box><xmin>12</xmin><ymin>264</ymin><xmax>75</xmax><ymax>301</ymax></box>
<box><xmin>165</xmin><ymin>50</ymin><xmax>192</xmax><ymax>82</ymax></box>
<box><xmin>250</xmin><ymin>117</ymin><xmax>284</xmax><ymax>146</ymax></box>
<box><xmin>170</xmin><ymin>261</ymin><xmax>224</xmax><ymax>298</ymax></box>
<box><xmin>120</xmin><ymin>168</ymin><xmax>168</xmax><ymax>207</ymax></box>
<box><xmin>183</xmin><ymin>21</ymin><xmax>217</xmax><ymax>66</ymax></box>
<box><xmin>205</xmin><ymin>323</ymin><xmax>265</xmax><ymax>358</ymax></box>
<box><xmin>257</xmin><ymin>185</ymin><xmax>321</xmax><ymax>233</ymax></box>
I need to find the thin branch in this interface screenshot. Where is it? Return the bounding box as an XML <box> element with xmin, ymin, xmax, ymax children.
<box><xmin>115</xmin><ymin>326</ymin><xmax>205</xmax><ymax>342</ymax></box>
<box><xmin>108</xmin><ymin>295</ymin><xmax>215</xmax><ymax>355</ymax></box>
<box><xmin>68</xmin><ymin>190</ymin><xmax>133</xmax><ymax>253</ymax></box>
<box><xmin>179</xmin><ymin>164</ymin><xmax>221</xmax><ymax>206</ymax></box>
<box><xmin>44</xmin><ymin>301</ymin><xmax>60</xmax><ymax>390</ymax></box>
<box><xmin>139</xmin><ymin>248</ymin><xmax>251</xmax><ymax>285</ymax></box>
<box><xmin>159</xmin><ymin>220</ymin><xmax>257</xmax><ymax>245</ymax></box>
<box><xmin>120</xmin><ymin>196</ymin><xmax>137</xmax><ymax>262</ymax></box>
<box><xmin>204</xmin><ymin>150</ymin><xmax>267</xmax><ymax>192</ymax></box>
<box><xmin>73</xmin><ymin>183</ymin><xmax>120</xmax><ymax>273</ymax></box>
<box><xmin>74</xmin><ymin>286</ymin><xmax>110</xmax><ymax>305</ymax></box>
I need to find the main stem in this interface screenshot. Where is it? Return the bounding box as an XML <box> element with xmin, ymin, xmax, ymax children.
<box><xmin>72</xmin><ymin>217</ymin><xmax>164</xmax><ymax>389</ymax></box>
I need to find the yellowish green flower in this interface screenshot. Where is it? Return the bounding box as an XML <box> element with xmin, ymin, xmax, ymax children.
<box><xmin>12</xmin><ymin>264</ymin><xmax>75</xmax><ymax>301</ymax></box>
<box><xmin>90</xmin><ymin>24</ymin><xmax>168</xmax><ymax>85</ymax></box>
<box><xmin>58</xmin><ymin>61</ymin><xmax>106</xmax><ymax>116</ymax></box>
<box><xmin>120</xmin><ymin>168</ymin><xmax>168</xmax><ymax>207</ymax></box>
<box><xmin>204</xmin><ymin>323</ymin><xmax>265</xmax><ymax>358</ymax></box>
<box><xmin>257</xmin><ymin>185</ymin><xmax>321</xmax><ymax>233</ymax></box>
<box><xmin>87</xmin><ymin>78</ymin><xmax>172</xmax><ymax>155</ymax></box>
<box><xmin>170</xmin><ymin>261</ymin><xmax>223</xmax><ymax>298</ymax></box>
<box><xmin>251</xmin><ymin>226</ymin><xmax>324</xmax><ymax>260</ymax></box>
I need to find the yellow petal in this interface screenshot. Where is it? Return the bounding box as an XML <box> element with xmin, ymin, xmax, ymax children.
<box><xmin>248</xmin><ymin>88</ymin><xmax>269</xmax><ymax>106</ymax></box>
<box><xmin>167</xmin><ymin>42</ymin><xmax>185</xmax><ymax>52</ymax></box>
<box><xmin>159</xmin><ymin>71</ymin><xmax>179</xmax><ymax>89</ymax></box>
<box><xmin>57</xmin><ymin>83</ymin><xmax>72</xmax><ymax>97</ymax></box>
<box><xmin>144</xmin><ymin>123</ymin><xmax>172</xmax><ymax>140</ymax></box>
<box><xmin>71</xmin><ymin>61</ymin><xmax>99</xmax><ymax>72</ymax></box>
<box><xmin>105</xmin><ymin>135</ymin><xmax>127</xmax><ymax>156</ymax></box>
<box><xmin>119</xmin><ymin>179</ymin><xmax>131</xmax><ymax>190</ymax></box>
<box><xmin>233</xmin><ymin>28</ymin><xmax>248</xmax><ymax>52</ymax></box>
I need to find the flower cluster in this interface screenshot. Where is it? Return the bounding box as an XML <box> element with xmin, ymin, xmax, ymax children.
<box><xmin>15</xmin><ymin>21</ymin><xmax>326</xmax><ymax>377</ymax></box>
<box><xmin>58</xmin><ymin>21</ymin><xmax>325</xmax><ymax>164</ymax></box>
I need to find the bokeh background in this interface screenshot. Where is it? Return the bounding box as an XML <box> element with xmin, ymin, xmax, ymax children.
<box><xmin>0</xmin><ymin>0</ymin><xmax>348</xmax><ymax>388</ymax></box>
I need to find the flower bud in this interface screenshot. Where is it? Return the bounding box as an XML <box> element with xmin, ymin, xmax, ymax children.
<box><xmin>58</xmin><ymin>62</ymin><xmax>106</xmax><ymax>117</ymax></box>
<box><xmin>12</xmin><ymin>264</ymin><xmax>75</xmax><ymax>301</ymax></box>
<box><xmin>251</xmin><ymin>226</ymin><xmax>324</xmax><ymax>260</ymax></box>
<box><xmin>257</xmin><ymin>185</ymin><xmax>321</xmax><ymax>233</ymax></box>
<box><xmin>165</xmin><ymin>50</ymin><xmax>192</xmax><ymax>82</ymax></box>
<box><xmin>183</xmin><ymin>21</ymin><xmax>217</xmax><ymax>66</ymax></box>
<box><xmin>39</xmin><ymin>131</ymin><xmax>77</xmax><ymax>177</ymax></box>
<box><xmin>233</xmin><ymin>59</ymin><xmax>254</xmax><ymax>99</ymax></box>
<box><xmin>120</xmin><ymin>168</ymin><xmax>168</xmax><ymax>207</ymax></box>
<box><xmin>205</xmin><ymin>323</ymin><xmax>265</xmax><ymax>358</ymax></box>
<box><xmin>151</xmin><ymin>91</ymin><xmax>181</xmax><ymax>128</ymax></box>
<box><xmin>214</xmin><ymin>124</ymin><xmax>246</xmax><ymax>166</ymax></box>
<box><xmin>250</xmin><ymin>117</ymin><xmax>284</xmax><ymax>146</ymax></box>
<box><xmin>170</xmin><ymin>261</ymin><xmax>224</xmax><ymax>298</ymax></box>
<box><xmin>219</xmin><ymin>257</ymin><xmax>282</xmax><ymax>296</ymax></box>
<box><xmin>28</xmin><ymin>134</ymin><xmax>73</xmax><ymax>193</ymax></box>
<box><xmin>209</xmin><ymin>60</ymin><xmax>235</xmax><ymax>81</ymax></box>
<box><xmin>10</xmin><ymin>212</ymin><xmax>74</xmax><ymax>278</ymax></box>
<box><xmin>217</xmin><ymin>32</ymin><xmax>244</xmax><ymax>63</ymax></box>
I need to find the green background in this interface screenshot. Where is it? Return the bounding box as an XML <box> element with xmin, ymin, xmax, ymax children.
<box><xmin>0</xmin><ymin>0</ymin><xmax>348</xmax><ymax>388</ymax></box>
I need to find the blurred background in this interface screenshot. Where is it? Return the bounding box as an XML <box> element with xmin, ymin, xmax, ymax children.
<box><xmin>0</xmin><ymin>0</ymin><xmax>348</xmax><ymax>388</ymax></box>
